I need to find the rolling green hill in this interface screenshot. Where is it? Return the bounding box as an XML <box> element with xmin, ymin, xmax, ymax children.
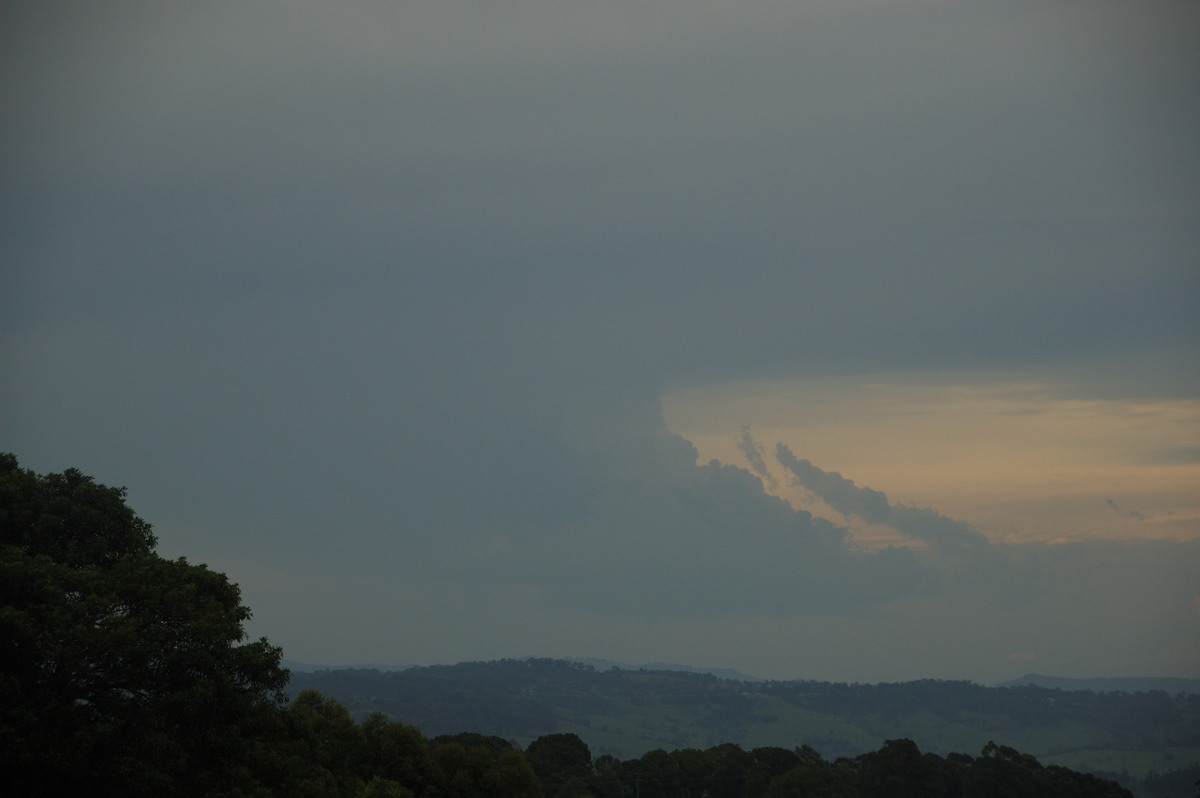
<box><xmin>288</xmin><ymin>658</ymin><xmax>1200</xmax><ymax>788</ymax></box>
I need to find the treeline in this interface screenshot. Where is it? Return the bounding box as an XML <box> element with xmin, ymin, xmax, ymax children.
<box><xmin>205</xmin><ymin>690</ymin><xmax>1140</xmax><ymax>798</ymax></box>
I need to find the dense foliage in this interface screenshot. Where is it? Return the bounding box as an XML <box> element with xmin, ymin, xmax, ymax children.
<box><xmin>0</xmin><ymin>455</ymin><xmax>1159</xmax><ymax>796</ymax></box>
<box><xmin>0</xmin><ymin>453</ymin><xmax>289</xmax><ymax>795</ymax></box>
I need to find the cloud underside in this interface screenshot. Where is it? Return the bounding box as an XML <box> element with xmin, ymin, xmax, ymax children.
<box><xmin>2</xmin><ymin>0</ymin><xmax>1197</xmax><ymax>677</ymax></box>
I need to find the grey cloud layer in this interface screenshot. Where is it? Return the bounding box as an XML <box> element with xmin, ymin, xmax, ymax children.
<box><xmin>2</xmin><ymin>0</ymin><xmax>1197</xmax><ymax>678</ymax></box>
<box><xmin>6</xmin><ymin>0</ymin><xmax>1196</xmax><ymax>377</ymax></box>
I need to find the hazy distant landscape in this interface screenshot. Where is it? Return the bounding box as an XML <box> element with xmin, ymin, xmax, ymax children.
<box><xmin>286</xmin><ymin>658</ymin><xmax>1200</xmax><ymax>795</ymax></box>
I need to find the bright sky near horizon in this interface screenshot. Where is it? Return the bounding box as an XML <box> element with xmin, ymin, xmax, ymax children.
<box><xmin>3</xmin><ymin>0</ymin><xmax>1198</xmax><ymax>683</ymax></box>
<box><xmin>664</xmin><ymin>375</ymin><xmax>1200</xmax><ymax>546</ymax></box>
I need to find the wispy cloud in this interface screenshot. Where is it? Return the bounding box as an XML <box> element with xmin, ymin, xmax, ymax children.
<box><xmin>1106</xmin><ymin>499</ymin><xmax>1146</xmax><ymax>522</ymax></box>
<box><xmin>736</xmin><ymin>426</ymin><xmax>776</xmax><ymax>489</ymax></box>
<box><xmin>775</xmin><ymin>443</ymin><xmax>987</xmax><ymax>551</ymax></box>
<box><xmin>1148</xmin><ymin>447</ymin><xmax>1200</xmax><ymax>465</ymax></box>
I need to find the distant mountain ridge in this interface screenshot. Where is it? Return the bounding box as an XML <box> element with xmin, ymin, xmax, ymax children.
<box><xmin>285</xmin><ymin>657</ymin><xmax>1196</xmax><ymax>690</ymax></box>
<box><xmin>284</xmin><ymin>656</ymin><xmax>760</xmax><ymax>681</ymax></box>
<box><xmin>999</xmin><ymin>673</ymin><xmax>1200</xmax><ymax>695</ymax></box>
<box><xmin>282</xmin><ymin>658</ymin><xmax>414</xmax><ymax>673</ymax></box>
<box><xmin>561</xmin><ymin>656</ymin><xmax>762</xmax><ymax>682</ymax></box>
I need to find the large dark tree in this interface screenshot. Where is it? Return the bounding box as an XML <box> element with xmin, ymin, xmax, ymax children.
<box><xmin>525</xmin><ymin>732</ymin><xmax>592</xmax><ymax>797</ymax></box>
<box><xmin>0</xmin><ymin>453</ymin><xmax>289</xmax><ymax>796</ymax></box>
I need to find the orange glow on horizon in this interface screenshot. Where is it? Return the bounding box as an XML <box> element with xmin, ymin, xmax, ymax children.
<box><xmin>663</xmin><ymin>377</ymin><xmax>1200</xmax><ymax>545</ymax></box>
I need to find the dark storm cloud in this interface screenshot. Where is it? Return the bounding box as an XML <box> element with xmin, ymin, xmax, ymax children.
<box><xmin>502</xmin><ymin>454</ymin><xmax>932</xmax><ymax>619</ymax></box>
<box><xmin>5</xmin><ymin>0</ymin><xmax>1195</xmax><ymax>380</ymax></box>
<box><xmin>2</xmin><ymin>0</ymin><xmax>1197</xmax><ymax>678</ymax></box>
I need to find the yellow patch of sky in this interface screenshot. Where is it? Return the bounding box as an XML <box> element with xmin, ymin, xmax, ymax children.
<box><xmin>662</xmin><ymin>376</ymin><xmax>1200</xmax><ymax>546</ymax></box>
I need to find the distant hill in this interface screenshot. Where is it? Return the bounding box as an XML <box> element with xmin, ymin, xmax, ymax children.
<box><xmin>282</xmin><ymin>658</ymin><xmax>414</xmax><ymax>673</ymax></box>
<box><xmin>287</xmin><ymin>657</ymin><xmax>1200</xmax><ymax>793</ymax></box>
<box><xmin>284</xmin><ymin>656</ymin><xmax>759</xmax><ymax>681</ymax></box>
<box><xmin>999</xmin><ymin>673</ymin><xmax>1200</xmax><ymax>695</ymax></box>
<box><xmin>562</xmin><ymin>656</ymin><xmax>762</xmax><ymax>682</ymax></box>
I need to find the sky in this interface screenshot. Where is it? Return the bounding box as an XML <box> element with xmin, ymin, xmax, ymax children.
<box><xmin>2</xmin><ymin>0</ymin><xmax>1198</xmax><ymax>683</ymax></box>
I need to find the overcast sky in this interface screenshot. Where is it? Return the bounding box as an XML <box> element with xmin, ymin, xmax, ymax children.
<box><xmin>3</xmin><ymin>0</ymin><xmax>1198</xmax><ymax>682</ymax></box>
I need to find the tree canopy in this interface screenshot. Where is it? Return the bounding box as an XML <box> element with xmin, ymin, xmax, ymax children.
<box><xmin>0</xmin><ymin>453</ymin><xmax>289</xmax><ymax>796</ymax></box>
